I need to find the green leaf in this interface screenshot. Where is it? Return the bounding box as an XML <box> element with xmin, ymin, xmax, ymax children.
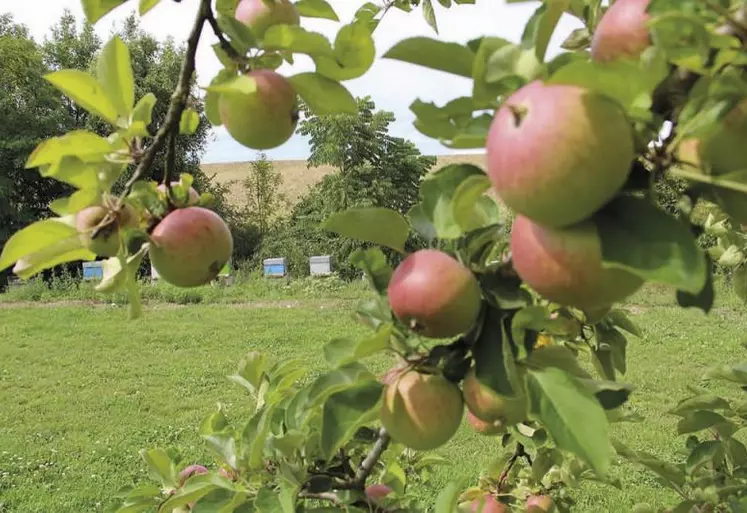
<box><xmin>81</xmin><ymin>0</ymin><xmax>129</xmax><ymax>24</ymax></box>
<box><xmin>527</xmin><ymin>345</ymin><xmax>592</xmax><ymax>379</ymax></box>
<box><xmin>320</xmin><ymin>380</ymin><xmax>383</xmax><ymax>459</ymax></box>
<box><xmin>295</xmin><ymin>0</ymin><xmax>339</xmax><ymax>20</ymax></box>
<box><xmin>179</xmin><ymin>109</ymin><xmax>200</xmax><ymax>135</ymax></box>
<box><xmin>734</xmin><ymin>264</ymin><xmax>747</xmax><ymax>304</ymax></box>
<box><xmin>139</xmin><ymin>0</ymin><xmax>161</xmax><ymax>15</ymax></box>
<box><xmin>243</xmin><ymin>404</ymin><xmax>277</xmax><ymax>469</ymax></box>
<box><xmin>473</xmin><ymin>307</ymin><xmax>520</xmax><ymax>397</ymax></box>
<box><xmin>420</xmin><ymin>163</ymin><xmax>487</xmax><ymax>239</ymax></box>
<box><xmin>288</xmin><ymin>73</ymin><xmax>356</xmax><ymax>115</ymax></box>
<box><xmin>130</xmin><ymin>93</ymin><xmax>157</xmax><ymax>135</ymax></box>
<box><xmin>422</xmin><ymin>0</ymin><xmax>438</xmax><ymax>34</ymax></box>
<box><xmin>704</xmin><ymin>363</ymin><xmax>747</xmax><ymax>385</ymax></box>
<box><xmin>26</xmin><ymin>131</ymin><xmax>114</xmax><ymax>169</ymax></box>
<box><xmin>159</xmin><ymin>474</ymin><xmax>238</xmax><ymax>511</ymax></box>
<box><xmin>49</xmin><ymin>188</ymin><xmax>101</xmax><ymax>216</ymax></box>
<box><xmin>452</xmin><ymin>174</ymin><xmax>500</xmax><ymax>232</ymax></box>
<box><xmin>595</xmin><ymin>196</ymin><xmax>708</xmax><ymax>295</ymax></box>
<box><xmin>96</xmin><ymin>243</ymin><xmax>148</xmax><ymax>294</ymax></box>
<box><xmin>324</xmin><ymin>324</ymin><xmax>392</xmax><ymax>368</ymax></box>
<box><xmin>349</xmin><ymin>247</ymin><xmax>392</xmax><ymax>295</ymax></box>
<box><xmin>407</xmin><ymin>202</ymin><xmax>438</xmax><ymax>241</ymax></box>
<box><xmin>314</xmin><ymin>22</ymin><xmax>375</xmax><ymax>81</ymax></box>
<box><xmin>612</xmin><ymin>438</ymin><xmax>686</xmax><ymax>489</ymax></box>
<box><xmin>669</xmin><ymin>394</ymin><xmax>731</xmax><ymax>417</ymax></box>
<box><xmin>203</xmin><ymin>74</ymin><xmax>257</xmax><ymax>95</ymax></box>
<box><xmin>322</xmin><ymin>207</ymin><xmax>410</xmax><ymax>253</ymax></box>
<box><xmin>521</xmin><ymin>0</ymin><xmax>569</xmax><ymax>61</ymax></box>
<box><xmin>686</xmin><ymin>441</ymin><xmax>724</xmax><ymax>474</ymax></box>
<box><xmin>676</xmin><ymin>254</ymin><xmax>715</xmax><ymax>313</ymax></box>
<box><xmin>0</xmin><ymin>217</ymin><xmax>96</xmax><ymax>278</ymax></box>
<box><xmin>606</xmin><ymin>309</ymin><xmax>643</xmax><ymax>338</ymax></box>
<box><xmin>306</xmin><ymin>363</ymin><xmax>376</xmax><ymax>410</ymax></box>
<box><xmin>434</xmin><ymin>478</ymin><xmax>469</xmax><ymax>513</ymax></box>
<box><xmin>216</xmin><ymin>13</ymin><xmax>257</xmax><ymax>54</ymax></box>
<box><xmin>263</xmin><ymin>25</ymin><xmax>333</xmax><ymax>56</ymax></box>
<box><xmin>139</xmin><ymin>448</ymin><xmax>178</xmax><ymax>489</ymax></box>
<box><xmin>44</xmin><ymin>70</ymin><xmax>119</xmax><ymax>125</ymax></box>
<box><xmin>527</xmin><ymin>367</ymin><xmax>613</xmax><ymax>476</ymax></box>
<box><xmin>580</xmin><ymin>379</ymin><xmax>635</xmax><ymax>410</ymax></box>
<box><xmin>677</xmin><ymin>410</ymin><xmax>729</xmax><ymax>434</ymax></box>
<box><xmin>384</xmin><ymin>37</ymin><xmax>474</xmax><ymax>78</ymax></box>
<box><xmin>97</xmin><ymin>36</ymin><xmax>135</xmax><ymax>119</ymax></box>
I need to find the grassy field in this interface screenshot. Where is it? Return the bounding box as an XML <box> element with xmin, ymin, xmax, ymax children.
<box><xmin>1</xmin><ymin>284</ymin><xmax>745</xmax><ymax>512</ymax></box>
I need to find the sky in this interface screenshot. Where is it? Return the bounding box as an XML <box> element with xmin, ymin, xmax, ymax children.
<box><xmin>3</xmin><ymin>0</ymin><xmax>582</xmax><ymax>164</ymax></box>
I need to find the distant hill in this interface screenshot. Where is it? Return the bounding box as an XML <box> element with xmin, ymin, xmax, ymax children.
<box><xmin>200</xmin><ymin>153</ymin><xmax>487</xmax><ymax>207</ymax></box>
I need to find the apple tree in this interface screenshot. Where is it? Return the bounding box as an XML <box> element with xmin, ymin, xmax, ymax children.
<box><xmin>2</xmin><ymin>0</ymin><xmax>747</xmax><ymax>511</ymax></box>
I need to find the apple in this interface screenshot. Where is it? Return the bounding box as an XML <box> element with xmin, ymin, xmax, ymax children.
<box><xmin>526</xmin><ymin>494</ymin><xmax>555</xmax><ymax>513</ymax></box>
<box><xmin>365</xmin><ymin>484</ymin><xmax>393</xmax><ymax>502</ymax></box>
<box><xmin>76</xmin><ymin>204</ymin><xmax>137</xmax><ymax>257</ymax></box>
<box><xmin>149</xmin><ymin>207</ymin><xmax>233</xmax><ymax>288</ymax></box>
<box><xmin>235</xmin><ymin>0</ymin><xmax>300</xmax><ymax>39</ymax></box>
<box><xmin>462</xmin><ymin>369</ymin><xmax>527</xmax><ymax>426</ymax></box>
<box><xmin>387</xmin><ymin>249</ymin><xmax>482</xmax><ymax>338</ymax></box>
<box><xmin>510</xmin><ymin>215</ymin><xmax>643</xmax><ymax>312</ymax></box>
<box><xmin>157</xmin><ymin>182</ymin><xmax>200</xmax><ymax>208</ymax></box>
<box><xmin>464</xmin><ymin>495</ymin><xmax>507</xmax><ymax>513</ymax></box>
<box><xmin>219</xmin><ymin>69</ymin><xmax>299</xmax><ymax>150</ymax></box>
<box><xmin>179</xmin><ymin>464</ymin><xmax>208</xmax><ymax>487</ymax></box>
<box><xmin>591</xmin><ymin>0</ymin><xmax>652</xmax><ymax>62</ymax></box>
<box><xmin>380</xmin><ymin>370</ymin><xmax>464</xmax><ymax>451</ymax></box>
<box><xmin>467</xmin><ymin>410</ymin><xmax>505</xmax><ymax>436</ymax></box>
<box><xmin>486</xmin><ymin>80</ymin><xmax>634</xmax><ymax>228</ymax></box>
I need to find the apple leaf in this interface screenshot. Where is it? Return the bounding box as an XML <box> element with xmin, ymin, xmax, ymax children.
<box><xmin>81</xmin><ymin>0</ymin><xmax>129</xmax><ymax>24</ymax></box>
<box><xmin>612</xmin><ymin>438</ymin><xmax>686</xmax><ymax>489</ymax></box>
<box><xmin>263</xmin><ymin>25</ymin><xmax>333</xmax><ymax>57</ymax></box>
<box><xmin>44</xmin><ymin>70</ymin><xmax>119</xmax><ymax>125</ymax></box>
<box><xmin>320</xmin><ymin>379</ymin><xmax>383</xmax><ymax>459</ymax></box>
<box><xmin>677</xmin><ymin>410</ymin><xmax>729</xmax><ymax>435</ymax></box>
<box><xmin>322</xmin><ymin>207</ymin><xmax>410</xmax><ymax>253</ymax></box>
<box><xmin>26</xmin><ymin>131</ymin><xmax>114</xmax><ymax>169</ymax></box>
<box><xmin>97</xmin><ymin>36</ymin><xmax>135</xmax><ymax>119</ymax></box>
<box><xmin>434</xmin><ymin>478</ymin><xmax>470</xmax><ymax>513</ymax></box>
<box><xmin>295</xmin><ymin>0</ymin><xmax>339</xmax><ymax>21</ymax></box>
<box><xmin>527</xmin><ymin>367</ymin><xmax>613</xmax><ymax>477</ymax></box>
<box><xmin>473</xmin><ymin>307</ymin><xmax>521</xmax><ymax>397</ymax></box>
<box><xmin>452</xmin><ymin>174</ymin><xmax>501</xmax><ymax>232</ymax></box>
<box><xmin>0</xmin><ymin>217</ymin><xmax>96</xmax><ymax>279</ymax></box>
<box><xmin>384</xmin><ymin>37</ymin><xmax>475</xmax><ymax>78</ymax></box>
<box><xmin>734</xmin><ymin>264</ymin><xmax>747</xmax><ymax>305</ymax></box>
<box><xmin>349</xmin><ymin>247</ymin><xmax>393</xmax><ymax>295</ymax></box>
<box><xmin>595</xmin><ymin>195</ymin><xmax>708</xmax><ymax>295</ymax></box>
<box><xmin>520</xmin><ymin>0</ymin><xmax>570</xmax><ymax>61</ymax></box>
<box><xmin>131</xmin><ymin>93</ymin><xmax>157</xmax><ymax>135</ymax></box>
<box><xmin>314</xmin><ymin>21</ymin><xmax>376</xmax><ymax>81</ymax></box>
<box><xmin>139</xmin><ymin>448</ymin><xmax>178</xmax><ymax>490</ymax></box>
<box><xmin>419</xmin><ymin>163</ymin><xmax>486</xmax><ymax>239</ymax></box>
<box><xmin>306</xmin><ymin>363</ymin><xmax>376</xmax><ymax>410</ymax></box>
<box><xmin>288</xmin><ymin>73</ymin><xmax>356</xmax><ymax>115</ymax></box>
<box><xmin>179</xmin><ymin>109</ymin><xmax>201</xmax><ymax>135</ymax></box>
<box><xmin>324</xmin><ymin>324</ymin><xmax>393</xmax><ymax>368</ymax></box>
<box><xmin>139</xmin><ymin>0</ymin><xmax>161</xmax><ymax>15</ymax></box>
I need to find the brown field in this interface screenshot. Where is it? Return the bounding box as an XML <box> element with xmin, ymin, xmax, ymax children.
<box><xmin>201</xmin><ymin>153</ymin><xmax>487</xmax><ymax>207</ymax></box>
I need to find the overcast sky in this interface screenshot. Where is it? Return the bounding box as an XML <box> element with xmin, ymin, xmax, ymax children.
<box><xmin>3</xmin><ymin>0</ymin><xmax>581</xmax><ymax>164</ymax></box>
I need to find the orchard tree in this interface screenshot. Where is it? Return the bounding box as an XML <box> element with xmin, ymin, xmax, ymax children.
<box><xmin>3</xmin><ymin>0</ymin><xmax>747</xmax><ymax>512</ymax></box>
<box><xmin>241</xmin><ymin>152</ymin><xmax>287</xmax><ymax>234</ymax></box>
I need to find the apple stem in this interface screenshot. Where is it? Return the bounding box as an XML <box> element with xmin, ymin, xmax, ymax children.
<box><xmin>507</xmin><ymin>104</ymin><xmax>528</xmax><ymax>127</ymax></box>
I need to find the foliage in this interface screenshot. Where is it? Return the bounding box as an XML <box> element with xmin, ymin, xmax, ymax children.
<box><xmin>3</xmin><ymin>0</ymin><xmax>747</xmax><ymax>512</ymax></box>
<box><xmin>240</xmin><ymin>152</ymin><xmax>288</xmax><ymax>235</ymax></box>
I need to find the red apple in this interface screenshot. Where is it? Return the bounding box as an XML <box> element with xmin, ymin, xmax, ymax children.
<box><xmin>467</xmin><ymin>495</ymin><xmax>507</xmax><ymax>513</ymax></box>
<box><xmin>178</xmin><ymin>464</ymin><xmax>208</xmax><ymax>487</ymax></box>
<box><xmin>76</xmin><ymin>204</ymin><xmax>137</xmax><ymax>257</ymax></box>
<box><xmin>149</xmin><ymin>207</ymin><xmax>233</xmax><ymax>288</ymax></box>
<box><xmin>388</xmin><ymin>249</ymin><xmax>482</xmax><ymax>338</ymax></box>
<box><xmin>365</xmin><ymin>483</ymin><xmax>393</xmax><ymax>502</ymax></box>
<box><xmin>486</xmin><ymin>81</ymin><xmax>634</xmax><ymax>228</ymax></box>
<box><xmin>380</xmin><ymin>370</ymin><xmax>464</xmax><ymax>451</ymax></box>
<box><xmin>526</xmin><ymin>494</ymin><xmax>555</xmax><ymax>513</ymax></box>
<box><xmin>591</xmin><ymin>0</ymin><xmax>652</xmax><ymax>62</ymax></box>
<box><xmin>462</xmin><ymin>369</ymin><xmax>527</xmax><ymax>426</ymax></box>
<box><xmin>235</xmin><ymin>0</ymin><xmax>299</xmax><ymax>39</ymax></box>
<box><xmin>219</xmin><ymin>69</ymin><xmax>299</xmax><ymax>150</ymax></box>
<box><xmin>510</xmin><ymin>215</ymin><xmax>643</xmax><ymax>312</ymax></box>
<box><xmin>467</xmin><ymin>410</ymin><xmax>505</xmax><ymax>436</ymax></box>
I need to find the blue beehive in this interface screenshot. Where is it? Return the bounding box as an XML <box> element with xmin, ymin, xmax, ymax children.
<box><xmin>82</xmin><ymin>261</ymin><xmax>104</xmax><ymax>281</ymax></box>
<box><xmin>263</xmin><ymin>258</ymin><xmax>286</xmax><ymax>278</ymax></box>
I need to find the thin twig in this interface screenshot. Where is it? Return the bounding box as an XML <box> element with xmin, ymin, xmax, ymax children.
<box><xmin>204</xmin><ymin>7</ymin><xmax>251</xmax><ymax>69</ymax></box>
<box><xmin>703</xmin><ymin>0</ymin><xmax>747</xmax><ymax>41</ymax></box>
<box><xmin>297</xmin><ymin>491</ymin><xmax>344</xmax><ymax>506</ymax></box>
<box><xmin>353</xmin><ymin>428</ymin><xmax>391</xmax><ymax>486</ymax></box>
<box><xmin>498</xmin><ymin>443</ymin><xmax>530</xmax><ymax>487</ymax></box>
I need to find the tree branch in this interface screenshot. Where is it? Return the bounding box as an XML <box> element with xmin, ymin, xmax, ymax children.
<box><xmin>703</xmin><ymin>0</ymin><xmax>747</xmax><ymax>41</ymax></box>
<box><xmin>498</xmin><ymin>443</ymin><xmax>530</xmax><ymax>488</ymax></box>
<box><xmin>353</xmin><ymin>428</ymin><xmax>391</xmax><ymax>486</ymax></box>
<box><xmin>297</xmin><ymin>491</ymin><xmax>344</xmax><ymax>506</ymax></box>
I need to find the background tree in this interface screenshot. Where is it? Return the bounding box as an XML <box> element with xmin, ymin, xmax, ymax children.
<box><xmin>241</xmin><ymin>152</ymin><xmax>287</xmax><ymax>235</ymax></box>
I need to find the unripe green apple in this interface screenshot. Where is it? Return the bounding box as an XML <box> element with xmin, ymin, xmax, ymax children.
<box><xmin>467</xmin><ymin>410</ymin><xmax>505</xmax><ymax>436</ymax></box>
<box><xmin>510</xmin><ymin>215</ymin><xmax>643</xmax><ymax>312</ymax></box>
<box><xmin>486</xmin><ymin>81</ymin><xmax>634</xmax><ymax>228</ymax></box>
<box><xmin>219</xmin><ymin>69</ymin><xmax>299</xmax><ymax>150</ymax></box>
<box><xmin>149</xmin><ymin>207</ymin><xmax>233</xmax><ymax>288</ymax></box>
<box><xmin>365</xmin><ymin>484</ymin><xmax>393</xmax><ymax>502</ymax></box>
<box><xmin>380</xmin><ymin>370</ymin><xmax>464</xmax><ymax>451</ymax></box>
<box><xmin>591</xmin><ymin>0</ymin><xmax>651</xmax><ymax>62</ymax></box>
<box><xmin>157</xmin><ymin>182</ymin><xmax>200</xmax><ymax>208</ymax></box>
<box><xmin>235</xmin><ymin>0</ymin><xmax>300</xmax><ymax>39</ymax></box>
<box><xmin>387</xmin><ymin>249</ymin><xmax>482</xmax><ymax>338</ymax></box>
<box><xmin>462</xmin><ymin>369</ymin><xmax>527</xmax><ymax>426</ymax></box>
<box><xmin>526</xmin><ymin>494</ymin><xmax>555</xmax><ymax>513</ymax></box>
<box><xmin>76</xmin><ymin>204</ymin><xmax>138</xmax><ymax>257</ymax></box>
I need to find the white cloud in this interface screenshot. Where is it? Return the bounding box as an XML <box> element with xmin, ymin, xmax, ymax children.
<box><xmin>4</xmin><ymin>0</ymin><xmax>582</xmax><ymax>163</ymax></box>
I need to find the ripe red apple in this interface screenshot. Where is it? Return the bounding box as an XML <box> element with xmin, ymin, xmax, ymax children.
<box><xmin>510</xmin><ymin>215</ymin><xmax>643</xmax><ymax>312</ymax></box>
<box><xmin>219</xmin><ymin>69</ymin><xmax>299</xmax><ymax>150</ymax></box>
<box><xmin>76</xmin><ymin>204</ymin><xmax>137</xmax><ymax>257</ymax></box>
<box><xmin>235</xmin><ymin>0</ymin><xmax>299</xmax><ymax>39</ymax></box>
<box><xmin>179</xmin><ymin>464</ymin><xmax>208</xmax><ymax>487</ymax></box>
<box><xmin>462</xmin><ymin>369</ymin><xmax>527</xmax><ymax>426</ymax></box>
<box><xmin>365</xmin><ymin>484</ymin><xmax>393</xmax><ymax>502</ymax></box>
<box><xmin>526</xmin><ymin>494</ymin><xmax>555</xmax><ymax>513</ymax></box>
<box><xmin>387</xmin><ymin>249</ymin><xmax>482</xmax><ymax>338</ymax></box>
<box><xmin>380</xmin><ymin>370</ymin><xmax>464</xmax><ymax>451</ymax></box>
<box><xmin>149</xmin><ymin>207</ymin><xmax>233</xmax><ymax>288</ymax></box>
<box><xmin>591</xmin><ymin>0</ymin><xmax>651</xmax><ymax>62</ymax></box>
<box><xmin>486</xmin><ymin>81</ymin><xmax>634</xmax><ymax>228</ymax></box>
<box><xmin>467</xmin><ymin>410</ymin><xmax>505</xmax><ymax>436</ymax></box>
<box><xmin>157</xmin><ymin>182</ymin><xmax>200</xmax><ymax>208</ymax></box>
<box><xmin>463</xmin><ymin>495</ymin><xmax>507</xmax><ymax>513</ymax></box>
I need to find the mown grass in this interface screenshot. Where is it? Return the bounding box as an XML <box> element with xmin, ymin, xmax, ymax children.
<box><xmin>0</xmin><ymin>284</ymin><xmax>745</xmax><ymax>512</ymax></box>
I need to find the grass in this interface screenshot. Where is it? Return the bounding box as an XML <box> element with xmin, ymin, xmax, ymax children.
<box><xmin>0</xmin><ymin>283</ymin><xmax>745</xmax><ymax>512</ymax></box>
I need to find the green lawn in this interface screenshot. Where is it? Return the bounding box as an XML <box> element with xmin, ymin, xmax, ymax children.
<box><xmin>0</xmin><ymin>286</ymin><xmax>745</xmax><ymax>512</ymax></box>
